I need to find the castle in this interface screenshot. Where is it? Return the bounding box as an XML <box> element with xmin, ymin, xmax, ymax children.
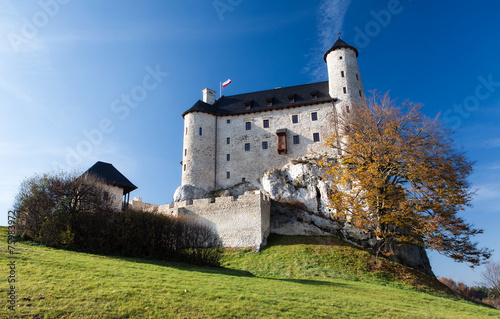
<box><xmin>179</xmin><ymin>38</ymin><xmax>366</xmax><ymax>192</ymax></box>
<box><xmin>135</xmin><ymin>38</ymin><xmax>367</xmax><ymax>249</ymax></box>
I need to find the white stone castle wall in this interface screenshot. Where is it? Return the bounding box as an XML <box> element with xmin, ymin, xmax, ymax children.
<box><xmin>132</xmin><ymin>191</ymin><xmax>271</xmax><ymax>249</ymax></box>
<box><xmin>182</xmin><ymin>102</ymin><xmax>336</xmax><ymax>192</ymax></box>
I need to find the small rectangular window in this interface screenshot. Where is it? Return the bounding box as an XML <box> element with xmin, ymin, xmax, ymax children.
<box><xmin>311</xmin><ymin>112</ymin><xmax>318</xmax><ymax>121</ymax></box>
<box><xmin>183</xmin><ymin>164</ymin><xmax>186</xmax><ymax>171</ymax></box>
<box><xmin>226</xmin><ymin>172</ymin><xmax>230</xmax><ymax>179</ymax></box>
<box><xmin>226</xmin><ymin>154</ymin><xmax>230</xmax><ymax>161</ymax></box>
<box><xmin>262</xmin><ymin>141</ymin><xmax>268</xmax><ymax>149</ymax></box>
<box><xmin>245</xmin><ymin>143</ymin><xmax>250</xmax><ymax>151</ymax></box>
<box><xmin>359</xmin><ymin>90</ymin><xmax>362</xmax><ymax>97</ymax></box>
<box><xmin>184</xmin><ymin>149</ymin><xmax>187</xmax><ymax>156</ymax></box>
<box><xmin>289</xmin><ymin>97</ymin><xmax>294</xmax><ymax>103</ymax></box>
<box><xmin>227</xmin><ymin>137</ymin><xmax>230</xmax><ymax>144</ymax></box>
<box><xmin>267</xmin><ymin>100</ymin><xmax>272</xmax><ymax>106</ymax></box>
<box><xmin>245</xmin><ymin>122</ymin><xmax>251</xmax><ymax>130</ymax></box>
<box><xmin>185</xmin><ymin>128</ymin><xmax>188</xmax><ymax>135</ymax></box>
<box><xmin>199</xmin><ymin>127</ymin><xmax>203</xmax><ymax>136</ymax></box>
<box><xmin>103</xmin><ymin>191</ymin><xmax>109</xmax><ymax>200</ymax></box>
<box><xmin>356</xmin><ymin>74</ymin><xmax>359</xmax><ymax>81</ymax></box>
<box><xmin>263</xmin><ymin>119</ymin><xmax>269</xmax><ymax>128</ymax></box>
<box><xmin>227</xmin><ymin>119</ymin><xmax>231</xmax><ymax>124</ymax></box>
<box><xmin>311</xmin><ymin>94</ymin><xmax>317</xmax><ymax>100</ymax></box>
<box><xmin>293</xmin><ymin>135</ymin><xmax>300</xmax><ymax>144</ymax></box>
<box><xmin>341</xmin><ymin>71</ymin><xmax>345</xmax><ymax>78</ymax></box>
<box><xmin>346</xmin><ymin>105</ymin><xmax>350</xmax><ymax>113</ymax></box>
<box><xmin>313</xmin><ymin>133</ymin><xmax>320</xmax><ymax>142</ymax></box>
<box><xmin>242</xmin><ymin>178</ymin><xmax>246</xmax><ymax>182</ymax></box>
<box><xmin>343</xmin><ymin>87</ymin><xmax>347</xmax><ymax>94</ymax></box>
<box><xmin>292</xmin><ymin>115</ymin><xmax>298</xmax><ymax>124</ymax></box>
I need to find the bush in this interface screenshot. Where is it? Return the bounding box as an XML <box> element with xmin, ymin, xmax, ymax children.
<box><xmin>14</xmin><ymin>172</ymin><xmax>222</xmax><ymax>267</ymax></box>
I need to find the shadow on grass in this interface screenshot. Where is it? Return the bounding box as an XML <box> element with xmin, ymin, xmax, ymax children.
<box><xmin>265</xmin><ymin>234</ymin><xmax>355</xmax><ymax>248</ymax></box>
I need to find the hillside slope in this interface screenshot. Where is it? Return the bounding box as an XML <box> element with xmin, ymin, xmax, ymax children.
<box><xmin>1</xmin><ymin>227</ymin><xmax>498</xmax><ymax>318</ymax></box>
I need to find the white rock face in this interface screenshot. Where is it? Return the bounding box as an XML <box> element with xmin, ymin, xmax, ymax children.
<box><xmin>173</xmin><ymin>184</ymin><xmax>207</xmax><ymax>202</ymax></box>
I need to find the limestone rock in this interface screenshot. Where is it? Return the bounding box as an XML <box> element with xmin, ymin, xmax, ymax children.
<box><xmin>173</xmin><ymin>184</ymin><xmax>207</xmax><ymax>202</ymax></box>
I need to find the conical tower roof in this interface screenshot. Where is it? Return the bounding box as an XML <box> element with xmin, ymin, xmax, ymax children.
<box><xmin>323</xmin><ymin>38</ymin><xmax>359</xmax><ymax>61</ymax></box>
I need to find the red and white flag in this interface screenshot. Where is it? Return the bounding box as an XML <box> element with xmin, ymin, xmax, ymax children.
<box><xmin>222</xmin><ymin>79</ymin><xmax>232</xmax><ymax>87</ymax></box>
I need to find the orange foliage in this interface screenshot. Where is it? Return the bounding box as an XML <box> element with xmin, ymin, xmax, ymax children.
<box><xmin>321</xmin><ymin>92</ymin><xmax>491</xmax><ymax>266</ymax></box>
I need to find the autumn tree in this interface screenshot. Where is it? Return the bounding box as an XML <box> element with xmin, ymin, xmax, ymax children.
<box><xmin>323</xmin><ymin>92</ymin><xmax>491</xmax><ymax>266</ymax></box>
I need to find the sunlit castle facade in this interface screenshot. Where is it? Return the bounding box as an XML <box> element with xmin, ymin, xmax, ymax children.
<box><xmin>180</xmin><ymin>38</ymin><xmax>367</xmax><ymax>193</ymax></box>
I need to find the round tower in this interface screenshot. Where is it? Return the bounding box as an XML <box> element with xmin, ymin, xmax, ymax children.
<box><xmin>182</xmin><ymin>111</ymin><xmax>217</xmax><ymax>191</ymax></box>
<box><xmin>324</xmin><ymin>37</ymin><xmax>366</xmax><ymax>114</ymax></box>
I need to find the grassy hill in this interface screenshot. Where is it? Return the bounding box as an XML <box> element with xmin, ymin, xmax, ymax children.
<box><xmin>1</xmin><ymin>227</ymin><xmax>498</xmax><ymax>318</ymax></box>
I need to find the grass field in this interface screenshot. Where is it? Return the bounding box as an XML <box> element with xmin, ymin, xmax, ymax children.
<box><xmin>1</xmin><ymin>227</ymin><xmax>498</xmax><ymax>318</ymax></box>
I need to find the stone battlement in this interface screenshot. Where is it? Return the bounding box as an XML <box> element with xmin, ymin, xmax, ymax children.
<box><xmin>130</xmin><ymin>190</ymin><xmax>271</xmax><ymax>249</ymax></box>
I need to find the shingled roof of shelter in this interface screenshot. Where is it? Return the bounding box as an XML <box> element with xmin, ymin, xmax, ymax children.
<box><xmin>323</xmin><ymin>38</ymin><xmax>359</xmax><ymax>61</ymax></box>
<box><xmin>182</xmin><ymin>81</ymin><xmax>335</xmax><ymax>118</ymax></box>
<box><xmin>83</xmin><ymin>161</ymin><xmax>137</xmax><ymax>194</ymax></box>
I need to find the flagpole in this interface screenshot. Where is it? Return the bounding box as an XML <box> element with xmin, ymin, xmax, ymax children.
<box><xmin>220</xmin><ymin>82</ymin><xmax>222</xmax><ymax>99</ymax></box>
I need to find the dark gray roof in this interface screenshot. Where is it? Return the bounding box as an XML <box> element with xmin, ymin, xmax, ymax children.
<box><xmin>83</xmin><ymin>161</ymin><xmax>137</xmax><ymax>194</ymax></box>
<box><xmin>323</xmin><ymin>38</ymin><xmax>359</xmax><ymax>61</ymax></box>
<box><xmin>183</xmin><ymin>81</ymin><xmax>335</xmax><ymax>118</ymax></box>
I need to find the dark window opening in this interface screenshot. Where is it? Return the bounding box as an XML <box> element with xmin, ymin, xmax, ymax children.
<box><xmin>356</xmin><ymin>74</ymin><xmax>359</xmax><ymax>81</ymax></box>
<box><xmin>339</xmin><ymin>56</ymin><xmax>343</xmax><ymax>60</ymax></box>
<box><xmin>293</xmin><ymin>135</ymin><xmax>300</xmax><ymax>144</ymax></box>
<box><xmin>263</xmin><ymin>119</ymin><xmax>269</xmax><ymax>128</ymax></box>
<box><xmin>245</xmin><ymin>101</ymin><xmax>253</xmax><ymax>109</ymax></box>
<box><xmin>262</xmin><ymin>141</ymin><xmax>268</xmax><ymax>149</ymax></box>
<box><xmin>277</xmin><ymin>130</ymin><xmax>287</xmax><ymax>154</ymax></box>
<box><xmin>103</xmin><ymin>191</ymin><xmax>109</xmax><ymax>200</ymax></box>
<box><xmin>226</xmin><ymin>154</ymin><xmax>230</xmax><ymax>161</ymax></box>
<box><xmin>359</xmin><ymin>90</ymin><xmax>362</xmax><ymax>97</ymax></box>
<box><xmin>346</xmin><ymin>105</ymin><xmax>350</xmax><ymax>113</ymax></box>
<box><xmin>199</xmin><ymin>127</ymin><xmax>202</xmax><ymax>136</ymax></box>
<box><xmin>245</xmin><ymin>143</ymin><xmax>250</xmax><ymax>151</ymax></box>
<box><xmin>311</xmin><ymin>112</ymin><xmax>318</xmax><ymax>121</ymax></box>
<box><xmin>226</xmin><ymin>172</ymin><xmax>230</xmax><ymax>179</ymax></box>
<box><xmin>266</xmin><ymin>98</ymin><xmax>273</xmax><ymax>106</ymax></box>
<box><xmin>184</xmin><ymin>149</ymin><xmax>187</xmax><ymax>156</ymax></box>
<box><xmin>227</xmin><ymin>119</ymin><xmax>231</xmax><ymax>124</ymax></box>
<box><xmin>245</xmin><ymin>122</ymin><xmax>251</xmax><ymax>130</ymax></box>
<box><xmin>242</xmin><ymin>178</ymin><xmax>246</xmax><ymax>182</ymax></box>
<box><xmin>288</xmin><ymin>94</ymin><xmax>296</xmax><ymax>103</ymax></box>
<box><xmin>183</xmin><ymin>164</ymin><xmax>186</xmax><ymax>171</ymax></box>
<box><xmin>313</xmin><ymin>133</ymin><xmax>320</xmax><ymax>142</ymax></box>
<box><xmin>343</xmin><ymin>87</ymin><xmax>347</xmax><ymax>94</ymax></box>
<box><xmin>292</xmin><ymin>115</ymin><xmax>298</xmax><ymax>123</ymax></box>
<box><xmin>341</xmin><ymin>71</ymin><xmax>345</xmax><ymax>77</ymax></box>
<box><xmin>227</xmin><ymin>137</ymin><xmax>230</xmax><ymax>144</ymax></box>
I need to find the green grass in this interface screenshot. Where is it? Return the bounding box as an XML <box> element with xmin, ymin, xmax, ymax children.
<box><xmin>1</xmin><ymin>228</ymin><xmax>498</xmax><ymax>318</ymax></box>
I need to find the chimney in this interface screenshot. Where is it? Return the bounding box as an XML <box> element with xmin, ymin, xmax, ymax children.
<box><xmin>202</xmin><ymin>88</ymin><xmax>216</xmax><ymax>105</ymax></box>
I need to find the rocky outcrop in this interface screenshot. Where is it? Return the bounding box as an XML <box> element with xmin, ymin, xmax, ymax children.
<box><xmin>173</xmin><ymin>184</ymin><xmax>207</xmax><ymax>202</ymax></box>
<box><xmin>260</xmin><ymin>155</ymin><xmax>434</xmax><ymax>276</ymax></box>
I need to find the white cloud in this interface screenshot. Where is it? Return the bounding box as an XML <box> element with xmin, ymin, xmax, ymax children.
<box><xmin>306</xmin><ymin>0</ymin><xmax>352</xmax><ymax>81</ymax></box>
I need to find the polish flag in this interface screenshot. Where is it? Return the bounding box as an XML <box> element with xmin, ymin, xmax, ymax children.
<box><xmin>222</xmin><ymin>79</ymin><xmax>232</xmax><ymax>87</ymax></box>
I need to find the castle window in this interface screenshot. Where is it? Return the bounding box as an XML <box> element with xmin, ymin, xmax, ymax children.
<box><xmin>341</xmin><ymin>71</ymin><xmax>345</xmax><ymax>78</ymax></box>
<box><xmin>293</xmin><ymin>135</ymin><xmax>300</xmax><ymax>144</ymax></box>
<box><xmin>245</xmin><ymin>122</ymin><xmax>251</xmax><ymax>130</ymax></box>
<box><xmin>310</xmin><ymin>91</ymin><xmax>318</xmax><ymax>100</ymax></box>
<box><xmin>313</xmin><ymin>133</ymin><xmax>320</xmax><ymax>142</ymax></box>
<box><xmin>346</xmin><ymin>105</ymin><xmax>350</xmax><ymax>113</ymax></box>
<box><xmin>245</xmin><ymin>143</ymin><xmax>250</xmax><ymax>151</ymax></box>
<box><xmin>292</xmin><ymin>115</ymin><xmax>298</xmax><ymax>124</ymax></box>
<box><xmin>343</xmin><ymin>87</ymin><xmax>347</xmax><ymax>94</ymax></box>
<box><xmin>339</xmin><ymin>56</ymin><xmax>343</xmax><ymax>60</ymax></box>
<box><xmin>311</xmin><ymin>112</ymin><xmax>318</xmax><ymax>121</ymax></box>
<box><xmin>288</xmin><ymin>94</ymin><xmax>296</xmax><ymax>103</ymax></box>
<box><xmin>226</xmin><ymin>154</ymin><xmax>230</xmax><ymax>161</ymax></box>
<box><xmin>242</xmin><ymin>178</ymin><xmax>246</xmax><ymax>182</ymax></box>
<box><xmin>227</xmin><ymin>137</ymin><xmax>230</xmax><ymax>144</ymax></box>
<box><xmin>276</xmin><ymin>129</ymin><xmax>287</xmax><ymax>155</ymax></box>
<box><xmin>199</xmin><ymin>127</ymin><xmax>202</xmax><ymax>136</ymax></box>
<box><xmin>263</xmin><ymin>119</ymin><xmax>269</xmax><ymax>128</ymax></box>
<box><xmin>245</xmin><ymin>100</ymin><xmax>253</xmax><ymax>109</ymax></box>
<box><xmin>185</xmin><ymin>128</ymin><xmax>188</xmax><ymax>135</ymax></box>
<box><xmin>226</xmin><ymin>172</ymin><xmax>230</xmax><ymax>179</ymax></box>
<box><xmin>227</xmin><ymin>119</ymin><xmax>231</xmax><ymax>124</ymax></box>
<box><xmin>356</xmin><ymin>74</ymin><xmax>359</xmax><ymax>81</ymax></box>
<box><xmin>262</xmin><ymin>141</ymin><xmax>268</xmax><ymax>149</ymax></box>
<box><xmin>103</xmin><ymin>191</ymin><xmax>109</xmax><ymax>200</ymax></box>
<box><xmin>184</xmin><ymin>164</ymin><xmax>186</xmax><ymax>171</ymax></box>
<box><xmin>184</xmin><ymin>149</ymin><xmax>187</xmax><ymax>156</ymax></box>
<box><xmin>359</xmin><ymin>90</ymin><xmax>362</xmax><ymax>97</ymax></box>
<box><xmin>266</xmin><ymin>98</ymin><xmax>273</xmax><ymax>106</ymax></box>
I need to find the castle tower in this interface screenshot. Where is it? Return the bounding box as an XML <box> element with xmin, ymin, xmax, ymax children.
<box><xmin>324</xmin><ymin>37</ymin><xmax>366</xmax><ymax>114</ymax></box>
<box><xmin>181</xmin><ymin>89</ymin><xmax>217</xmax><ymax>191</ymax></box>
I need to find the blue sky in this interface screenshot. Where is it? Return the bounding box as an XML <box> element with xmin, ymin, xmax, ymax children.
<box><xmin>1</xmin><ymin>0</ymin><xmax>499</xmax><ymax>286</ymax></box>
